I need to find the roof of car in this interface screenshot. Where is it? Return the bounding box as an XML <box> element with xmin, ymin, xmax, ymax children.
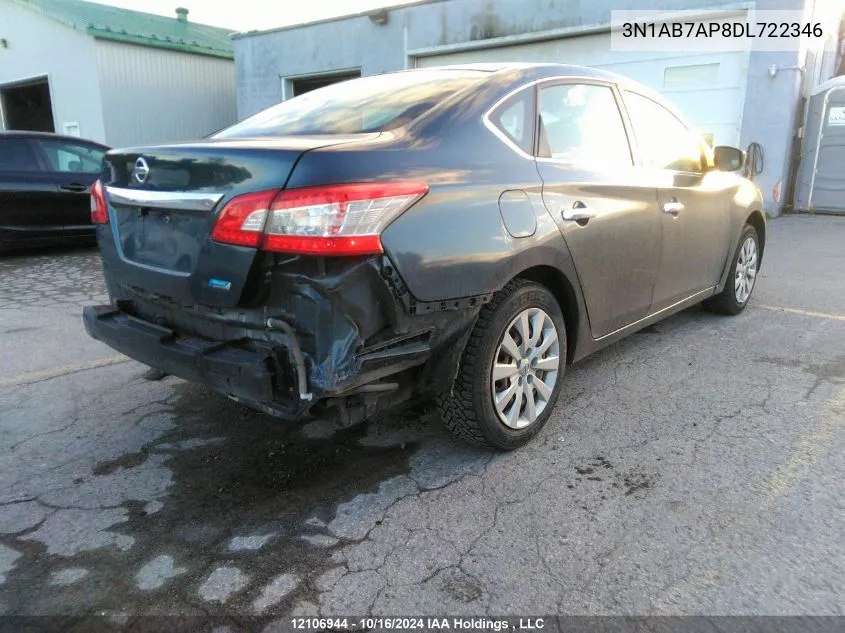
<box><xmin>10</xmin><ymin>0</ymin><xmax>234</xmax><ymax>58</ymax></box>
<box><xmin>412</xmin><ymin>62</ymin><xmax>636</xmax><ymax>85</ymax></box>
<box><xmin>0</xmin><ymin>130</ymin><xmax>110</xmax><ymax>148</ymax></box>
<box><xmin>416</xmin><ymin>62</ymin><xmax>540</xmax><ymax>72</ymax></box>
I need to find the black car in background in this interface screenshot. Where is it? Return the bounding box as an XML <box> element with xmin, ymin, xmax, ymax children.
<box><xmin>0</xmin><ymin>131</ymin><xmax>108</xmax><ymax>250</ymax></box>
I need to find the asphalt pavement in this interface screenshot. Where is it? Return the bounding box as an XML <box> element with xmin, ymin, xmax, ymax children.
<box><xmin>0</xmin><ymin>215</ymin><xmax>843</xmax><ymax>628</ymax></box>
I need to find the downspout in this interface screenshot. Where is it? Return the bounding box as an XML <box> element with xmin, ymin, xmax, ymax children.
<box><xmin>777</xmin><ymin>0</ymin><xmax>815</xmax><ymax>213</ymax></box>
<box><xmin>403</xmin><ymin>22</ymin><xmax>410</xmax><ymax>69</ymax></box>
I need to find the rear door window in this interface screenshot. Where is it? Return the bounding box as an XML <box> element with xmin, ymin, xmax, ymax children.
<box><xmin>37</xmin><ymin>140</ymin><xmax>106</xmax><ymax>174</ymax></box>
<box><xmin>0</xmin><ymin>138</ymin><xmax>42</xmax><ymax>173</ymax></box>
<box><xmin>537</xmin><ymin>83</ymin><xmax>633</xmax><ymax>170</ymax></box>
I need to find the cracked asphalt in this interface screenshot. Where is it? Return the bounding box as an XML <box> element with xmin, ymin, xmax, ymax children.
<box><xmin>0</xmin><ymin>216</ymin><xmax>843</xmax><ymax>628</ymax></box>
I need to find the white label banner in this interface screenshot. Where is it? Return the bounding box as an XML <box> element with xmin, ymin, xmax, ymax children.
<box><xmin>611</xmin><ymin>10</ymin><xmax>830</xmax><ymax>53</ymax></box>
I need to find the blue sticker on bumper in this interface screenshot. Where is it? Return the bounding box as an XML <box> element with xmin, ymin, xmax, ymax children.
<box><xmin>208</xmin><ymin>278</ymin><xmax>232</xmax><ymax>290</ymax></box>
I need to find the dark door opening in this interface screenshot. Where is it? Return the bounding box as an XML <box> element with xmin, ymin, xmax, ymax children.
<box><xmin>1</xmin><ymin>78</ymin><xmax>55</xmax><ymax>132</ymax></box>
<box><xmin>292</xmin><ymin>71</ymin><xmax>361</xmax><ymax>97</ymax></box>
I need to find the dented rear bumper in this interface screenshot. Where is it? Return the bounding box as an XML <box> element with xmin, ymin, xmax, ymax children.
<box><xmin>87</xmin><ymin>253</ymin><xmax>484</xmax><ymax>420</ymax></box>
<box><xmin>83</xmin><ymin>305</ymin><xmax>315</xmax><ymax>418</ymax></box>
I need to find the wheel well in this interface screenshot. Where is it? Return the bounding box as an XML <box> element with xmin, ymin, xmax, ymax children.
<box><xmin>516</xmin><ymin>266</ymin><xmax>579</xmax><ymax>364</ymax></box>
<box><xmin>746</xmin><ymin>210</ymin><xmax>766</xmax><ymax>264</ymax></box>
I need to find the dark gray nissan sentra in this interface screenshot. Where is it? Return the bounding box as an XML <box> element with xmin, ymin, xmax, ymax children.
<box><xmin>84</xmin><ymin>63</ymin><xmax>765</xmax><ymax>450</ymax></box>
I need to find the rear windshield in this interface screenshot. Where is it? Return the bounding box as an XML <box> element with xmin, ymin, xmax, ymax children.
<box><xmin>213</xmin><ymin>70</ymin><xmax>488</xmax><ymax>138</ymax></box>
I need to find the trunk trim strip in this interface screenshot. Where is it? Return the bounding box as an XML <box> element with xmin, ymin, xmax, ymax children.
<box><xmin>106</xmin><ymin>187</ymin><xmax>224</xmax><ymax>211</ymax></box>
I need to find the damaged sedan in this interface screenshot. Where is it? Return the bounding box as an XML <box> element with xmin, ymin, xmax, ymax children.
<box><xmin>84</xmin><ymin>63</ymin><xmax>765</xmax><ymax>450</ymax></box>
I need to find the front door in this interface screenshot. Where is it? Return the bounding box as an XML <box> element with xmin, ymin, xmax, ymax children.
<box><xmin>621</xmin><ymin>90</ymin><xmax>734</xmax><ymax>310</ymax></box>
<box><xmin>534</xmin><ymin>81</ymin><xmax>662</xmax><ymax>339</ymax></box>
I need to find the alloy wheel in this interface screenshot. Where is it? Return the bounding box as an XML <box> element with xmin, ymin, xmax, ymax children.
<box><xmin>734</xmin><ymin>236</ymin><xmax>758</xmax><ymax>304</ymax></box>
<box><xmin>491</xmin><ymin>307</ymin><xmax>561</xmax><ymax>429</ymax></box>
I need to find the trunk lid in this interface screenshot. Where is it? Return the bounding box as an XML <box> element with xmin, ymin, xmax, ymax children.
<box><xmin>101</xmin><ymin>135</ymin><xmax>372</xmax><ymax>308</ymax></box>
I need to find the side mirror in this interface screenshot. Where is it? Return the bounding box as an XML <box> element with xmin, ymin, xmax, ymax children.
<box><xmin>714</xmin><ymin>145</ymin><xmax>746</xmax><ymax>172</ymax></box>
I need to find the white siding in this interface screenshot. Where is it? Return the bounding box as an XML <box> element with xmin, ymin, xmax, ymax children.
<box><xmin>0</xmin><ymin>1</ymin><xmax>107</xmax><ymax>142</ymax></box>
<box><xmin>95</xmin><ymin>40</ymin><xmax>237</xmax><ymax>148</ymax></box>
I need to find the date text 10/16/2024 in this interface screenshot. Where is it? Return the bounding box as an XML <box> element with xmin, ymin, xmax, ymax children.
<box><xmin>290</xmin><ymin>618</ymin><xmax>547</xmax><ymax>631</ymax></box>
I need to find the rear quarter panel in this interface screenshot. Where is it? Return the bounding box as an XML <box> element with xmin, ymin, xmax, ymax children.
<box><xmin>287</xmin><ymin>109</ymin><xmax>583</xmax><ymax>303</ymax></box>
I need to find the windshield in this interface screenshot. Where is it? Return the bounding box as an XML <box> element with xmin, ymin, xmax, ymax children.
<box><xmin>213</xmin><ymin>69</ymin><xmax>489</xmax><ymax>138</ymax></box>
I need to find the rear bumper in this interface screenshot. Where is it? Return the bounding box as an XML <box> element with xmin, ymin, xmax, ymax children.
<box><xmin>83</xmin><ymin>305</ymin><xmax>309</xmax><ymax>418</ymax></box>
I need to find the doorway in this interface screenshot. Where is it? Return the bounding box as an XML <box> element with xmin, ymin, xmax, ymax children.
<box><xmin>0</xmin><ymin>78</ymin><xmax>55</xmax><ymax>132</ymax></box>
<box><xmin>291</xmin><ymin>71</ymin><xmax>360</xmax><ymax>97</ymax></box>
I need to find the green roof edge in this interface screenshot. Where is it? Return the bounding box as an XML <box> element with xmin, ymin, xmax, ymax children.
<box><xmin>11</xmin><ymin>0</ymin><xmax>234</xmax><ymax>59</ymax></box>
<box><xmin>87</xmin><ymin>28</ymin><xmax>234</xmax><ymax>58</ymax></box>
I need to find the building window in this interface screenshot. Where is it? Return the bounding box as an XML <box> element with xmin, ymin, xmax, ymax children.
<box><xmin>663</xmin><ymin>63</ymin><xmax>721</xmax><ymax>87</ymax></box>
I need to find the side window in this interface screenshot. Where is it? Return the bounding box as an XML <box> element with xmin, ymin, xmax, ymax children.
<box><xmin>0</xmin><ymin>139</ymin><xmax>42</xmax><ymax>173</ymax></box>
<box><xmin>36</xmin><ymin>140</ymin><xmax>105</xmax><ymax>174</ymax></box>
<box><xmin>537</xmin><ymin>83</ymin><xmax>632</xmax><ymax>169</ymax></box>
<box><xmin>622</xmin><ymin>91</ymin><xmax>703</xmax><ymax>173</ymax></box>
<box><xmin>489</xmin><ymin>89</ymin><xmax>533</xmax><ymax>155</ymax></box>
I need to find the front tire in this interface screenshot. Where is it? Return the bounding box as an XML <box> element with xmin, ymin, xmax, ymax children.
<box><xmin>437</xmin><ymin>280</ymin><xmax>567</xmax><ymax>450</ymax></box>
<box><xmin>704</xmin><ymin>224</ymin><xmax>760</xmax><ymax>316</ymax></box>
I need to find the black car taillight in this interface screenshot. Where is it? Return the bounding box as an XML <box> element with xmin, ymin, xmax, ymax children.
<box><xmin>90</xmin><ymin>179</ymin><xmax>108</xmax><ymax>224</ymax></box>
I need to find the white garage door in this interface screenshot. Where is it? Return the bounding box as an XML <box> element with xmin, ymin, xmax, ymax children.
<box><xmin>414</xmin><ymin>21</ymin><xmax>749</xmax><ymax>147</ymax></box>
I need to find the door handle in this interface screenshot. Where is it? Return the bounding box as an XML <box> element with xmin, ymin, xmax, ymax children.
<box><xmin>60</xmin><ymin>183</ymin><xmax>89</xmax><ymax>193</ymax></box>
<box><xmin>561</xmin><ymin>201</ymin><xmax>596</xmax><ymax>224</ymax></box>
<box><xmin>662</xmin><ymin>199</ymin><xmax>684</xmax><ymax>216</ymax></box>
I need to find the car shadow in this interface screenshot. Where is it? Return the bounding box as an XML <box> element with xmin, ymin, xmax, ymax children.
<box><xmin>0</xmin><ymin>241</ymin><xmax>98</xmax><ymax>259</ymax></box>
<box><xmin>1</xmin><ymin>301</ymin><xmax>727</xmax><ymax>626</ymax></box>
<box><xmin>1</xmin><ymin>376</ymin><xmax>482</xmax><ymax>625</ymax></box>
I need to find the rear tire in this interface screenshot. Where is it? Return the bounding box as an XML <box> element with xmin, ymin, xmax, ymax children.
<box><xmin>437</xmin><ymin>279</ymin><xmax>567</xmax><ymax>450</ymax></box>
<box><xmin>704</xmin><ymin>224</ymin><xmax>760</xmax><ymax>316</ymax></box>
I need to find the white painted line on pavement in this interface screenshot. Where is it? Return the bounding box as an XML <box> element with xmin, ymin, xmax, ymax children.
<box><xmin>756</xmin><ymin>304</ymin><xmax>845</xmax><ymax>323</ymax></box>
<box><xmin>0</xmin><ymin>355</ymin><xmax>130</xmax><ymax>388</ymax></box>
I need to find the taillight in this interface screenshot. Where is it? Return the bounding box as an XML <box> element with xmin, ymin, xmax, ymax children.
<box><xmin>211</xmin><ymin>182</ymin><xmax>428</xmax><ymax>256</ymax></box>
<box><xmin>90</xmin><ymin>179</ymin><xmax>108</xmax><ymax>224</ymax></box>
<box><xmin>210</xmin><ymin>190</ymin><xmax>276</xmax><ymax>247</ymax></box>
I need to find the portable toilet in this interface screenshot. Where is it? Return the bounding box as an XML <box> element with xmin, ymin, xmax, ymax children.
<box><xmin>794</xmin><ymin>76</ymin><xmax>845</xmax><ymax>214</ymax></box>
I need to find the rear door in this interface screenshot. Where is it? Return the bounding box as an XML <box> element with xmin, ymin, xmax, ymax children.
<box><xmin>534</xmin><ymin>81</ymin><xmax>662</xmax><ymax>339</ymax></box>
<box><xmin>621</xmin><ymin>90</ymin><xmax>734</xmax><ymax>310</ymax></box>
<box><xmin>35</xmin><ymin>138</ymin><xmax>107</xmax><ymax>235</ymax></box>
<box><xmin>0</xmin><ymin>137</ymin><xmax>61</xmax><ymax>242</ymax></box>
